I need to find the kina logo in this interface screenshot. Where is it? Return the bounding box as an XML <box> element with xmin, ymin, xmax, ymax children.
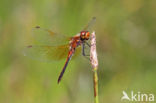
<box><xmin>121</xmin><ymin>91</ymin><xmax>154</xmax><ymax>102</ymax></box>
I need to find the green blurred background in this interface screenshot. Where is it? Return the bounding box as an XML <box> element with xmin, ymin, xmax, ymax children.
<box><xmin>0</xmin><ymin>0</ymin><xmax>156</xmax><ymax>103</ymax></box>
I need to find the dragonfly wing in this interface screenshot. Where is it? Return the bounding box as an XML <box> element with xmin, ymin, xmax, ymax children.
<box><xmin>72</xmin><ymin>46</ymin><xmax>81</xmax><ymax>59</ymax></box>
<box><xmin>82</xmin><ymin>17</ymin><xmax>96</xmax><ymax>32</ymax></box>
<box><xmin>23</xmin><ymin>44</ymin><xmax>69</xmax><ymax>62</ymax></box>
<box><xmin>32</xmin><ymin>26</ymin><xmax>71</xmax><ymax>46</ymax></box>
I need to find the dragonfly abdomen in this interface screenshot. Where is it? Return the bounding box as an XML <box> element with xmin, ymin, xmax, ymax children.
<box><xmin>57</xmin><ymin>50</ymin><xmax>74</xmax><ymax>83</ymax></box>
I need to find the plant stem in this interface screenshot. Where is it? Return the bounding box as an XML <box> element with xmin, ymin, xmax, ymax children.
<box><xmin>90</xmin><ymin>31</ymin><xmax>99</xmax><ymax>103</ymax></box>
<box><xmin>93</xmin><ymin>68</ymin><xmax>99</xmax><ymax>103</ymax></box>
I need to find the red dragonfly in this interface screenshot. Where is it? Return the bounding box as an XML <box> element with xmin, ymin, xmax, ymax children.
<box><xmin>24</xmin><ymin>17</ymin><xmax>96</xmax><ymax>83</ymax></box>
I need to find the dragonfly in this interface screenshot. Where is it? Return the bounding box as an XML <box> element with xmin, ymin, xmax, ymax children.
<box><xmin>24</xmin><ymin>17</ymin><xmax>96</xmax><ymax>83</ymax></box>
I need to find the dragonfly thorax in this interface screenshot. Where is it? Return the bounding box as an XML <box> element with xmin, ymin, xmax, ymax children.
<box><xmin>80</xmin><ymin>31</ymin><xmax>90</xmax><ymax>41</ymax></box>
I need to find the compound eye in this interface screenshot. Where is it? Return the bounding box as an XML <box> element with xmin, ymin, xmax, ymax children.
<box><xmin>82</xmin><ymin>32</ymin><xmax>85</xmax><ymax>36</ymax></box>
<box><xmin>86</xmin><ymin>32</ymin><xmax>90</xmax><ymax>36</ymax></box>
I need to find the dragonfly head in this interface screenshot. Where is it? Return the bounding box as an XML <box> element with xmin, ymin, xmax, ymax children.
<box><xmin>80</xmin><ymin>31</ymin><xmax>90</xmax><ymax>41</ymax></box>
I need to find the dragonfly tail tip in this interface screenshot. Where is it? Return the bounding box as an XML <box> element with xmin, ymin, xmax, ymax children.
<box><xmin>57</xmin><ymin>79</ymin><xmax>61</xmax><ymax>84</ymax></box>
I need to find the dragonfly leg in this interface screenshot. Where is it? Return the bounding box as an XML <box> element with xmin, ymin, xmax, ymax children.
<box><xmin>82</xmin><ymin>43</ymin><xmax>90</xmax><ymax>61</ymax></box>
<box><xmin>85</xmin><ymin>41</ymin><xmax>91</xmax><ymax>47</ymax></box>
<box><xmin>86</xmin><ymin>42</ymin><xmax>91</xmax><ymax>47</ymax></box>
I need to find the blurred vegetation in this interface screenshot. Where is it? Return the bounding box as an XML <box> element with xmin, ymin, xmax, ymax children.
<box><xmin>0</xmin><ymin>0</ymin><xmax>156</xmax><ymax>103</ymax></box>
